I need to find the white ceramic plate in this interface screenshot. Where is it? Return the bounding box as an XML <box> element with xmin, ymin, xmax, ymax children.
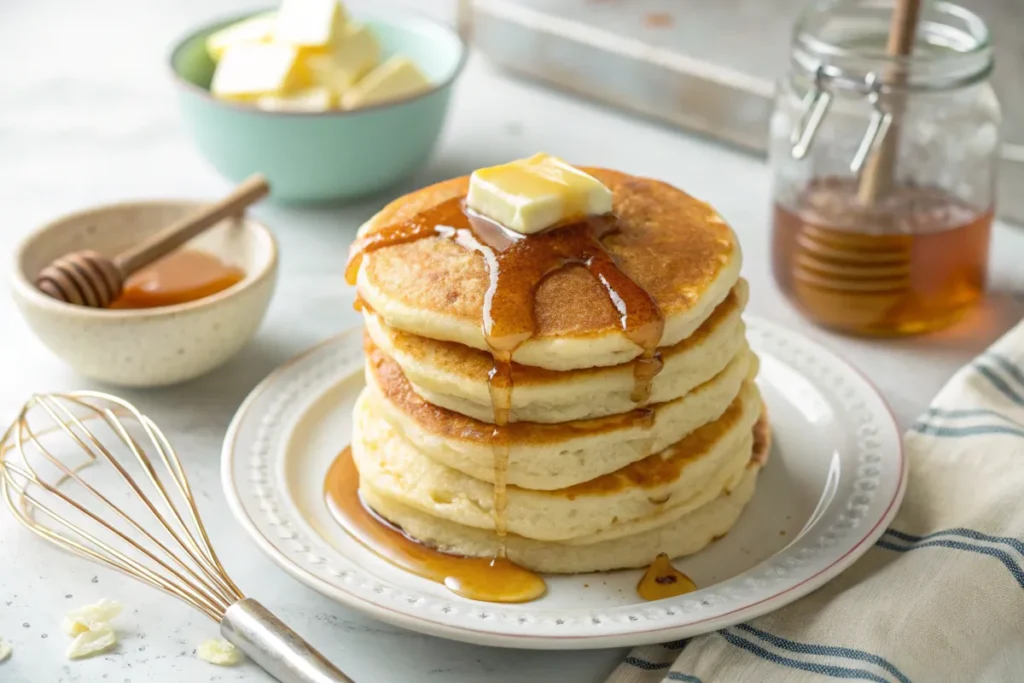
<box><xmin>222</xmin><ymin>318</ymin><xmax>905</xmax><ymax>649</ymax></box>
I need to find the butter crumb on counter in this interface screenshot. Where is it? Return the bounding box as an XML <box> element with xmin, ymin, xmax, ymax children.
<box><xmin>198</xmin><ymin>638</ymin><xmax>244</xmax><ymax>666</ymax></box>
<box><xmin>62</xmin><ymin>599</ymin><xmax>123</xmax><ymax>661</ymax></box>
<box><xmin>61</xmin><ymin>598</ymin><xmax>122</xmax><ymax>636</ymax></box>
<box><xmin>66</xmin><ymin>624</ymin><xmax>117</xmax><ymax>660</ymax></box>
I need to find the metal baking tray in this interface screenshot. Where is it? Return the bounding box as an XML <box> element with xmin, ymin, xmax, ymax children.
<box><xmin>464</xmin><ymin>0</ymin><xmax>1024</xmax><ymax>225</ymax></box>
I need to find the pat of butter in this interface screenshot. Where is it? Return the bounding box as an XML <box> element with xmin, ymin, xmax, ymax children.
<box><xmin>197</xmin><ymin>639</ymin><xmax>243</xmax><ymax>666</ymax></box>
<box><xmin>206</xmin><ymin>13</ymin><xmax>276</xmax><ymax>61</ymax></box>
<box><xmin>257</xmin><ymin>86</ymin><xmax>334</xmax><ymax>111</ymax></box>
<box><xmin>341</xmin><ymin>55</ymin><xmax>430</xmax><ymax>109</ymax></box>
<box><xmin>0</xmin><ymin>637</ymin><xmax>11</xmax><ymax>662</ymax></box>
<box><xmin>275</xmin><ymin>0</ymin><xmax>345</xmax><ymax>48</ymax></box>
<box><xmin>466</xmin><ymin>154</ymin><xmax>613</xmax><ymax>235</ymax></box>
<box><xmin>211</xmin><ymin>43</ymin><xmax>304</xmax><ymax>100</ymax></box>
<box><xmin>304</xmin><ymin>22</ymin><xmax>380</xmax><ymax>93</ymax></box>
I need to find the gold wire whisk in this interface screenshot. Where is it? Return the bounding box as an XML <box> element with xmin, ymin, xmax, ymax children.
<box><xmin>0</xmin><ymin>391</ymin><xmax>353</xmax><ymax>683</ymax></box>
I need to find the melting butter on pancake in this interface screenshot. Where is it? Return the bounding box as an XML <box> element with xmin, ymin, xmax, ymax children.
<box><xmin>365</xmin><ymin>281</ymin><xmax>749</xmax><ymax>424</ymax></box>
<box><xmin>355</xmin><ymin>169</ymin><xmax>742</xmax><ymax>371</ymax></box>
<box><xmin>364</xmin><ymin>338</ymin><xmax>757</xmax><ymax>489</ymax></box>
<box><xmin>358</xmin><ymin>416</ymin><xmax>769</xmax><ymax>574</ymax></box>
<box><xmin>351</xmin><ymin>381</ymin><xmax>762</xmax><ymax>543</ymax></box>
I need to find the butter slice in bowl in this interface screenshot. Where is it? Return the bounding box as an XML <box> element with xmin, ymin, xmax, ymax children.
<box><xmin>205</xmin><ymin>1</ymin><xmax>433</xmax><ymax>113</ymax></box>
<box><xmin>304</xmin><ymin>22</ymin><xmax>380</xmax><ymax>94</ymax></box>
<box><xmin>206</xmin><ymin>13</ymin><xmax>276</xmax><ymax>61</ymax></box>
<box><xmin>170</xmin><ymin>6</ymin><xmax>465</xmax><ymax>202</ymax></box>
<box><xmin>275</xmin><ymin>0</ymin><xmax>346</xmax><ymax>48</ymax></box>
<box><xmin>341</xmin><ymin>55</ymin><xmax>430</xmax><ymax>110</ymax></box>
<box><xmin>211</xmin><ymin>43</ymin><xmax>303</xmax><ymax>101</ymax></box>
<box><xmin>467</xmin><ymin>153</ymin><xmax>614</xmax><ymax>235</ymax></box>
<box><xmin>257</xmin><ymin>86</ymin><xmax>335</xmax><ymax>111</ymax></box>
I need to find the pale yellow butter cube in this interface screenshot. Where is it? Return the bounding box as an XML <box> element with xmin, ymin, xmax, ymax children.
<box><xmin>466</xmin><ymin>154</ymin><xmax>614</xmax><ymax>235</ymax></box>
<box><xmin>206</xmin><ymin>13</ymin><xmax>276</xmax><ymax>61</ymax></box>
<box><xmin>275</xmin><ymin>0</ymin><xmax>345</xmax><ymax>48</ymax></box>
<box><xmin>342</xmin><ymin>55</ymin><xmax>430</xmax><ymax>110</ymax></box>
<box><xmin>211</xmin><ymin>43</ymin><xmax>303</xmax><ymax>100</ymax></box>
<box><xmin>304</xmin><ymin>22</ymin><xmax>380</xmax><ymax>93</ymax></box>
<box><xmin>257</xmin><ymin>86</ymin><xmax>334</xmax><ymax>111</ymax></box>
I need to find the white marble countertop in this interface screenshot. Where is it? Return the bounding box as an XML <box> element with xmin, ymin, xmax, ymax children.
<box><xmin>2</xmin><ymin>1</ymin><xmax>1023</xmax><ymax>682</ymax></box>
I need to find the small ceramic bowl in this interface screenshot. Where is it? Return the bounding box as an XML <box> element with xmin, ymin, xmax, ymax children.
<box><xmin>12</xmin><ymin>201</ymin><xmax>278</xmax><ymax>387</ymax></box>
<box><xmin>169</xmin><ymin>10</ymin><xmax>466</xmax><ymax>204</ymax></box>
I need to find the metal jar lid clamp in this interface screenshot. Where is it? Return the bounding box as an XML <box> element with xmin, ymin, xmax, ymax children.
<box><xmin>790</xmin><ymin>66</ymin><xmax>894</xmax><ymax>175</ymax></box>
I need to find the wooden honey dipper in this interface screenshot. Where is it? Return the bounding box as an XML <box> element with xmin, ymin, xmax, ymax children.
<box><xmin>36</xmin><ymin>174</ymin><xmax>270</xmax><ymax>308</ymax></box>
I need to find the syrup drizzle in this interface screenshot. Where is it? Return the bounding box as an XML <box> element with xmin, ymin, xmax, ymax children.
<box><xmin>631</xmin><ymin>351</ymin><xmax>664</xmax><ymax>403</ymax></box>
<box><xmin>346</xmin><ymin>196</ymin><xmax>665</xmax><ymax>572</ymax></box>
<box><xmin>325</xmin><ymin>447</ymin><xmax>546</xmax><ymax>603</ymax></box>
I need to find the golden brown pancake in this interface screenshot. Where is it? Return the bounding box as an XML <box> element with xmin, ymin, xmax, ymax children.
<box><xmin>364</xmin><ymin>280</ymin><xmax>748</xmax><ymax>423</ymax></box>
<box><xmin>355</xmin><ymin>412</ymin><xmax>770</xmax><ymax>573</ymax></box>
<box><xmin>355</xmin><ymin>169</ymin><xmax>741</xmax><ymax>369</ymax></box>
<box><xmin>363</xmin><ymin>336</ymin><xmax>755</xmax><ymax>489</ymax></box>
<box><xmin>351</xmin><ymin>381</ymin><xmax>762</xmax><ymax>543</ymax></box>
<box><xmin>370</xmin><ymin>281</ymin><xmax>747</xmax><ymax>390</ymax></box>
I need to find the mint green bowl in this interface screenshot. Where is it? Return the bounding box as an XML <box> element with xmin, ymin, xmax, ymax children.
<box><xmin>170</xmin><ymin>11</ymin><xmax>465</xmax><ymax>204</ymax></box>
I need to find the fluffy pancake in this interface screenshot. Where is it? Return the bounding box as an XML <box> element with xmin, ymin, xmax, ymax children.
<box><xmin>366</xmin><ymin>281</ymin><xmax>749</xmax><ymax>423</ymax></box>
<box><xmin>365</xmin><ymin>338</ymin><xmax>756</xmax><ymax>489</ymax></box>
<box><xmin>355</xmin><ymin>169</ymin><xmax>742</xmax><ymax>371</ymax></box>
<box><xmin>358</xmin><ymin>416</ymin><xmax>769</xmax><ymax>574</ymax></box>
<box><xmin>351</xmin><ymin>381</ymin><xmax>762</xmax><ymax>543</ymax></box>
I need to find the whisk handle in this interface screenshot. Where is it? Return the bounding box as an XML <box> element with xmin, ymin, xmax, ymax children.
<box><xmin>221</xmin><ymin>599</ymin><xmax>355</xmax><ymax>683</ymax></box>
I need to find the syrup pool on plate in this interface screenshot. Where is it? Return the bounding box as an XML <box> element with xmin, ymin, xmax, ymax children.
<box><xmin>324</xmin><ymin>447</ymin><xmax>547</xmax><ymax>603</ymax></box>
<box><xmin>637</xmin><ymin>553</ymin><xmax>698</xmax><ymax>601</ymax></box>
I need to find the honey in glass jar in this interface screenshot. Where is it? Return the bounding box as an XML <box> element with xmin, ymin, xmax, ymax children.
<box><xmin>769</xmin><ymin>0</ymin><xmax>1000</xmax><ymax>336</ymax></box>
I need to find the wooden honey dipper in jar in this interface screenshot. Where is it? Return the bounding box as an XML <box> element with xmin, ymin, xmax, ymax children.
<box><xmin>769</xmin><ymin>0</ymin><xmax>999</xmax><ymax>336</ymax></box>
<box><xmin>36</xmin><ymin>174</ymin><xmax>269</xmax><ymax>308</ymax></box>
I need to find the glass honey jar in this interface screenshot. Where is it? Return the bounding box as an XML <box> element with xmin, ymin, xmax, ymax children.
<box><xmin>769</xmin><ymin>0</ymin><xmax>1000</xmax><ymax>336</ymax></box>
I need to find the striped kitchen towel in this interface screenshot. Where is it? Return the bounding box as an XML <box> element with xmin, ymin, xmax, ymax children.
<box><xmin>607</xmin><ymin>321</ymin><xmax>1024</xmax><ymax>683</ymax></box>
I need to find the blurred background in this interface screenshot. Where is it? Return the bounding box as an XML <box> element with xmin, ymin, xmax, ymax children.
<box><xmin>6</xmin><ymin>0</ymin><xmax>1018</xmax><ymax>215</ymax></box>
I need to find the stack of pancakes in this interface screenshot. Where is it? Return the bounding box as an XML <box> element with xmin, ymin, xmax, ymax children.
<box><xmin>350</xmin><ymin>169</ymin><xmax>767</xmax><ymax>574</ymax></box>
